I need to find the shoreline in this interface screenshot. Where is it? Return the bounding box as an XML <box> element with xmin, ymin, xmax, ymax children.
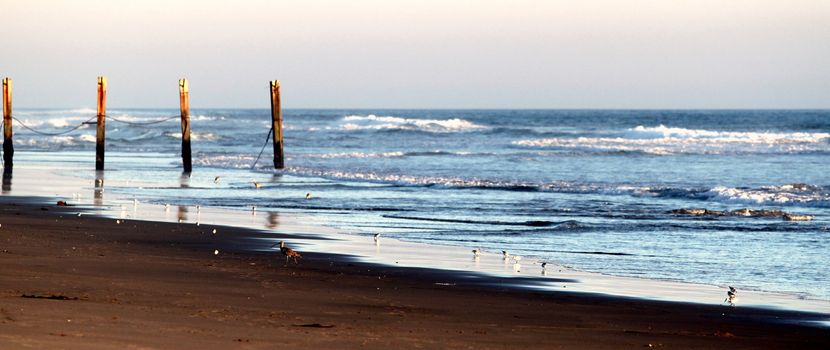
<box><xmin>1</xmin><ymin>158</ymin><xmax>829</xmax><ymax>315</ymax></box>
<box><xmin>1</xmin><ymin>199</ymin><xmax>829</xmax><ymax>348</ymax></box>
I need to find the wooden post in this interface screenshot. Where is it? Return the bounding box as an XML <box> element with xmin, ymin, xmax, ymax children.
<box><xmin>270</xmin><ymin>80</ymin><xmax>284</xmax><ymax>169</ymax></box>
<box><xmin>95</xmin><ymin>76</ymin><xmax>107</xmax><ymax>170</ymax></box>
<box><xmin>179</xmin><ymin>79</ymin><xmax>192</xmax><ymax>173</ymax></box>
<box><xmin>2</xmin><ymin>78</ymin><xmax>12</xmax><ymax>168</ymax></box>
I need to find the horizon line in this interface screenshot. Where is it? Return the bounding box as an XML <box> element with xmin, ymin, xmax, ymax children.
<box><xmin>12</xmin><ymin>107</ymin><xmax>830</xmax><ymax>111</ymax></box>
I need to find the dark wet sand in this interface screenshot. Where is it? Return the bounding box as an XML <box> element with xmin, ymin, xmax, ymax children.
<box><xmin>1</xmin><ymin>199</ymin><xmax>828</xmax><ymax>349</ymax></box>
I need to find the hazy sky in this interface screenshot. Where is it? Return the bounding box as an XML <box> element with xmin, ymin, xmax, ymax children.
<box><xmin>3</xmin><ymin>0</ymin><xmax>829</xmax><ymax>108</ymax></box>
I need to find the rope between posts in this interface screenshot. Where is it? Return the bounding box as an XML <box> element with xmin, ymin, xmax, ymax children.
<box><xmin>107</xmin><ymin>115</ymin><xmax>179</xmax><ymax>125</ymax></box>
<box><xmin>11</xmin><ymin>116</ymin><xmax>97</xmax><ymax>136</ymax></box>
<box><xmin>9</xmin><ymin>115</ymin><xmax>279</xmax><ymax>169</ymax></box>
<box><xmin>251</xmin><ymin>127</ymin><xmax>273</xmax><ymax>169</ymax></box>
<box><xmin>9</xmin><ymin>114</ymin><xmax>179</xmax><ymax>136</ymax></box>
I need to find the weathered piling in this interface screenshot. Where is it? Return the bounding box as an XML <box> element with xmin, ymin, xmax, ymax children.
<box><xmin>95</xmin><ymin>76</ymin><xmax>107</xmax><ymax>170</ymax></box>
<box><xmin>179</xmin><ymin>79</ymin><xmax>192</xmax><ymax>173</ymax></box>
<box><xmin>270</xmin><ymin>80</ymin><xmax>284</xmax><ymax>169</ymax></box>
<box><xmin>2</xmin><ymin>77</ymin><xmax>13</xmax><ymax>168</ymax></box>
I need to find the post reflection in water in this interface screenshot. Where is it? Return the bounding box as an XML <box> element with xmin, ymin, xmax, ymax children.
<box><xmin>2</xmin><ymin>168</ymin><xmax>12</xmax><ymax>194</ymax></box>
<box><xmin>93</xmin><ymin>171</ymin><xmax>104</xmax><ymax>207</ymax></box>
<box><xmin>180</xmin><ymin>173</ymin><xmax>190</xmax><ymax>188</ymax></box>
<box><xmin>178</xmin><ymin>206</ymin><xmax>188</xmax><ymax>223</ymax></box>
<box><xmin>266</xmin><ymin>211</ymin><xmax>279</xmax><ymax>230</ymax></box>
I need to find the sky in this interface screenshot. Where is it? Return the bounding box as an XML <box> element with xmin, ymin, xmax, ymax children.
<box><xmin>2</xmin><ymin>0</ymin><xmax>829</xmax><ymax>109</ymax></box>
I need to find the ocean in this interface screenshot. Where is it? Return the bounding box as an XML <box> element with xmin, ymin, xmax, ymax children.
<box><xmin>6</xmin><ymin>108</ymin><xmax>830</xmax><ymax>301</ymax></box>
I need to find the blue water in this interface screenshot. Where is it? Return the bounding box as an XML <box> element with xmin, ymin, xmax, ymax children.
<box><xmin>8</xmin><ymin>108</ymin><xmax>830</xmax><ymax>299</ymax></box>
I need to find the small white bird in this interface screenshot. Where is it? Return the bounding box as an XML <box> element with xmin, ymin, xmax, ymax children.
<box><xmin>214</xmin><ymin>249</ymin><xmax>219</xmax><ymax>255</ymax></box>
<box><xmin>502</xmin><ymin>250</ymin><xmax>510</xmax><ymax>260</ymax></box>
<box><xmin>252</xmin><ymin>179</ymin><xmax>263</xmax><ymax>189</ymax></box>
<box><xmin>541</xmin><ymin>262</ymin><xmax>548</xmax><ymax>276</ymax></box>
<box><xmin>724</xmin><ymin>286</ymin><xmax>738</xmax><ymax>306</ymax></box>
<box><xmin>164</xmin><ymin>204</ymin><xmax>170</xmax><ymax>211</ymax></box>
<box><xmin>305</xmin><ymin>192</ymin><xmax>312</xmax><ymax>200</ymax></box>
<box><xmin>373</xmin><ymin>233</ymin><xmax>381</xmax><ymax>244</ymax></box>
<box><xmin>512</xmin><ymin>255</ymin><xmax>523</xmax><ymax>263</ymax></box>
<box><xmin>214</xmin><ymin>176</ymin><xmax>221</xmax><ymax>184</ymax></box>
<box><xmin>472</xmin><ymin>248</ymin><xmax>481</xmax><ymax>258</ymax></box>
<box><xmin>212</xmin><ymin>228</ymin><xmax>217</xmax><ymax>235</ymax></box>
<box><xmin>252</xmin><ymin>206</ymin><xmax>257</xmax><ymax>214</ymax></box>
<box><xmin>116</xmin><ymin>220</ymin><xmax>121</xmax><ymax>224</ymax></box>
<box><xmin>513</xmin><ymin>262</ymin><xmax>522</xmax><ymax>272</ymax></box>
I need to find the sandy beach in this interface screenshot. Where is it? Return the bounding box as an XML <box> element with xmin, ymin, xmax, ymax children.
<box><xmin>1</xmin><ymin>198</ymin><xmax>828</xmax><ymax>349</ymax></box>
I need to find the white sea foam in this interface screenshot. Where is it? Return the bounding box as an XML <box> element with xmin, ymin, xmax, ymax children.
<box><xmin>165</xmin><ymin>132</ymin><xmax>219</xmax><ymax>141</ymax></box>
<box><xmin>705</xmin><ymin>185</ymin><xmax>830</xmax><ymax>207</ymax></box>
<box><xmin>626</xmin><ymin>125</ymin><xmax>830</xmax><ymax>142</ymax></box>
<box><xmin>193</xmin><ymin>114</ymin><xmax>223</xmax><ymax>121</ymax></box>
<box><xmin>69</xmin><ymin>108</ymin><xmax>97</xmax><ymax>114</ymax></box>
<box><xmin>341</xmin><ymin>115</ymin><xmax>486</xmax><ymax>133</ymax></box>
<box><xmin>193</xmin><ymin>154</ymin><xmax>256</xmax><ymax>168</ymax></box>
<box><xmin>307</xmin><ymin>152</ymin><xmax>406</xmax><ymax>159</ymax></box>
<box><xmin>514</xmin><ymin>125</ymin><xmax>830</xmax><ymax>155</ymax></box>
<box><xmin>16</xmin><ymin>117</ymin><xmax>90</xmax><ymax>129</ymax></box>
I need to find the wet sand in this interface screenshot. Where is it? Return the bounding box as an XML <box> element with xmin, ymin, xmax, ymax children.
<box><xmin>1</xmin><ymin>198</ymin><xmax>828</xmax><ymax>349</ymax></box>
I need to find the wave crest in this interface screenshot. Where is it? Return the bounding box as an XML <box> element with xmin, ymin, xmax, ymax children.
<box><xmin>341</xmin><ymin>115</ymin><xmax>486</xmax><ymax>133</ymax></box>
<box><xmin>514</xmin><ymin>125</ymin><xmax>830</xmax><ymax>155</ymax></box>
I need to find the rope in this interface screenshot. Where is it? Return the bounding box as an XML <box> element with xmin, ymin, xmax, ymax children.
<box><xmin>107</xmin><ymin>115</ymin><xmax>179</xmax><ymax>125</ymax></box>
<box><xmin>11</xmin><ymin>116</ymin><xmax>97</xmax><ymax>136</ymax></box>
<box><xmin>251</xmin><ymin>127</ymin><xmax>273</xmax><ymax>169</ymax></box>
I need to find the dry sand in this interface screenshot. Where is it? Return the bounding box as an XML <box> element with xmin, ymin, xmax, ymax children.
<box><xmin>1</xmin><ymin>198</ymin><xmax>828</xmax><ymax>349</ymax></box>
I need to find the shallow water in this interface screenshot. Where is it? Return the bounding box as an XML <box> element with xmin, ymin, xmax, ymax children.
<box><xmin>6</xmin><ymin>108</ymin><xmax>830</xmax><ymax>300</ymax></box>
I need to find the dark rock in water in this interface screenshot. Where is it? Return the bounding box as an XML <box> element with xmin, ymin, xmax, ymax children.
<box><xmin>671</xmin><ymin>208</ymin><xmax>708</xmax><ymax>215</ymax></box>
<box><xmin>784</xmin><ymin>183</ymin><xmax>815</xmax><ymax>191</ymax></box>
<box><xmin>670</xmin><ymin>208</ymin><xmax>724</xmax><ymax>216</ymax></box>
<box><xmin>783</xmin><ymin>213</ymin><xmax>815</xmax><ymax>222</ymax></box>
<box><xmin>730</xmin><ymin>209</ymin><xmax>786</xmax><ymax>217</ymax></box>
<box><xmin>672</xmin><ymin>208</ymin><xmax>789</xmax><ymax>218</ymax></box>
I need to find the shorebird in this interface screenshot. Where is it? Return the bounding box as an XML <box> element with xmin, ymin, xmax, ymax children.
<box><xmin>472</xmin><ymin>248</ymin><xmax>481</xmax><ymax>258</ymax></box>
<box><xmin>252</xmin><ymin>179</ymin><xmax>263</xmax><ymax>189</ymax></box>
<box><xmin>541</xmin><ymin>262</ymin><xmax>548</xmax><ymax>276</ymax></box>
<box><xmin>373</xmin><ymin>233</ymin><xmax>381</xmax><ymax>244</ymax></box>
<box><xmin>252</xmin><ymin>205</ymin><xmax>257</xmax><ymax>214</ymax></box>
<box><xmin>513</xmin><ymin>261</ymin><xmax>522</xmax><ymax>272</ymax></box>
<box><xmin>214</xmin><ymin>176</ymin><xmax>221</xmax><ymax>184</ymax></box>
<box><xmin>513</xmin><ymin>255</ymin><xmax>523</xmax><ymax>263</ymax></box>
<box><xmin>305</xmin><ymin>192</ymin><xmax>312</xmax><ymax>200</ymax></box>
<box><xmin>724</xmin><ymin>286</ymin><xmax>738</xmax><ymax>306</ymax></box>
<box><xmin>275</xmin><ymin>241</ymin><xmax>302</xmax><ymax>265</ymax></box>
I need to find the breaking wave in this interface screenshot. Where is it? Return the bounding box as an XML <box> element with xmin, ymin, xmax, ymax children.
<box><xmin>514</xmin><ymin>125</ymin><xmax>830</xmax><ymax>155</ymax></box>
<box><xmin>340</xmin><ymin>115</ymin><xmax>486</xmax><ymax>133</ymax></box>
